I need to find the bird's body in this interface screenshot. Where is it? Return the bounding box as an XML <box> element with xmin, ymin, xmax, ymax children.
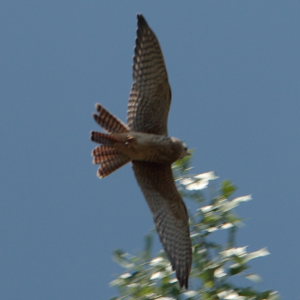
<box><xmin>93</xmin><ymin>130</ymin><xmax>187</xmax><ymax>163</ymax></box>
<box><xmin>91</xmin><ymin>15</ymin><xmax>192</xmax><ymax>288</ymax></box>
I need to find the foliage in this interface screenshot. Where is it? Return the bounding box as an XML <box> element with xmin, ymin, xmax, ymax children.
<box><xmin>110</xmin><ymin>156</ymin><xmax>279</xmax><ymax>300</ymax></box>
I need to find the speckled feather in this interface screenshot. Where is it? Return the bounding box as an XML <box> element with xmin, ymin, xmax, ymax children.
<box><xmin>127</xmin><ymin>15</ymin><xmax>171</xmax><ymax>135</ymax></box>
<box><xmin>133</xmin><ymin>161</ymin><xmax>192</xmax><ymax>288</ymax></box>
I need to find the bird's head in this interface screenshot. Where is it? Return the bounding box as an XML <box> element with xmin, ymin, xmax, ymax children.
<box><xmin>170</xmin><ymin>137</ymin><xmax>191</xmax><ymax>160</ymax></box>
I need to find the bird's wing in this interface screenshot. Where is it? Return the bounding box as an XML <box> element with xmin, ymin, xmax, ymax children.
<box><xmin>132</xmin><ymin>161</ymin><xmax>192</xmax><ymax>288</ymax></box>
<box><xmin>127</xmin><ymin>15</ymin><xmax>171</xmax><ymax>135</ymax></box>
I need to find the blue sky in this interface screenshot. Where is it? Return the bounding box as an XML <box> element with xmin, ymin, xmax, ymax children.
<box><xmin>1</xmin><ymin>1</ymin><xmax>299</xmax><ymax>299</ymax></box>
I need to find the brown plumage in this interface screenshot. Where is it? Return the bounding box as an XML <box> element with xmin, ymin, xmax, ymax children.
<box><xmin>128</xmin><ymin>15</ymin><xmax>171</xmax><ymax>135</ymax></box>
<box><xmin>93</xmin><ymin>104</ymin><xmax>129</xmax><ymax>133</ymax></box>
<box><xmin>91</xmin><ymin>15</ymin><xmax>192</xmax><ymax>288</ymax></box>
<box><xmin>92</xmin><ymin>145</ymin><xmax>129</xmax><ymax>177</ymax></box>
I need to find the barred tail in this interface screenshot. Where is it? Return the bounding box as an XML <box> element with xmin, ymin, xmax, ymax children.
<box><xmin>92</xmin><ymin>145</ymin><xmax>129</xmax><ymax>178</ymax></box>
<box><xmin>91</xmin><ymin>131</ymin><xmax>119</xmax><ymax>145</ymax></box>
<box><xmin>91</xmin><ymin>130</ymin><xmax>130</xmax><ymax>177</ymax></box>
<box><xmin>93</xmin><ymin>103</ymin><xmax>129</xmax><ymax>133</ymax></box>
<box><xmin>91</xmin><ymin>104</ymin><xmax>130</xmax><ymax>177</ymax></box>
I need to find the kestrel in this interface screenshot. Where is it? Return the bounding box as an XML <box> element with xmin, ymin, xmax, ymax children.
<box><xmin>91</xmin><ymin>15</ymin><xmax>192</xmax><ymax>288</ymax></box>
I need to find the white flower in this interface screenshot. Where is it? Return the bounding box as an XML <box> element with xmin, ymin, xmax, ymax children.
<box><xmin>180</xmin><ymin>171</ymin><xmax>218</xmax><ymax>191</ymax></box>
<box><xmin>149</xmin><ymin>257</ymin><xmax>164</xmax><ymax>266</ymax></box>
<box><xmin>182</xmin><ymin>290</ymin><xmax>198</xmax><ymax>297</ymax></box>
<box><xmin>119</xmin><ymin>272</ymin><xmax>131</xmax><ymax>279</ymax></box>
<box><xmin>220</xmin><ymin>223</ymin><xmax>233</xmax><ymax>229</ymax></box>
<box><xmin>246</xmin><ymin>248</ymin><xmax>270</xmax><ymax>261</ymax></box>
<box><xmin>150</xmin><ymin>272</ymin><xmax>163</xmax><ymax>280</ymax></box>
<box><xmin>214</xmin><ymin>267</ymin><xmax>226</xmax><ymax>278</ymax></box>
<box><xmin>221</xmin><ymin>246</ymin><xmax>248</xmax><ymax>257</ymax></box>
<box><xmin>200</xmin><ymin>205</ymin><xmax>213</xmax><ymax>213</ymax></box>
<box><xmin>246</xmin><ymin>273</ymin><xmax>262</xmax><ymax>282</ymax></box>
<box><xmin>218</xmin><ymin>289</ymin><xmax>246</xmax><ymax>300</ymax></box>
<box><xmin>221</xmin><ymin>195</ymin><xmax>252</xmax><ymax>212</ymax></box>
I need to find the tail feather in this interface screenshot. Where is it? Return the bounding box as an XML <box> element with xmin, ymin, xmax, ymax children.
<box><xmin>93</xmin><ymin>145</ymin><xmax>118</xmax><ymax>157</ymax></box>
<box><xmin>94</xmin><ymin>154</ymin><xmax>117</xmax><ymax>165</ymax></box>
<box><xmin>98</xmin><ymin>156</ymin><xmax>129</xmax><ymax>178</ymax></box>
<box><xmin>91</xmin><ymin>103</ymin><xmax>130</xmax><ymax>178</ymax></box>
<box><xmin>92</xmin><ymin>145</ymin><xmax>129</xmax><ymax>178</ymax></box>
<box><xmin>94</xmin><ymin>104</ymin><xmax>129</xmax><ymax>133</ymax></box>
<box><xmin>91</xmin><ymin>131</ymin><xmax>121</xmax><ymax>145</ymax></box>
<box><xmin>93</xmin><ymin>145</ymin><xmax>119</xmax><ymax>164</ymax></box>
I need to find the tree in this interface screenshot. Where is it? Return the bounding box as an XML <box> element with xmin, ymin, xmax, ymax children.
<box><xmin>110</xmin><ymin>156</ymin><xmax>279</xmax><ymax>300</ymax></box>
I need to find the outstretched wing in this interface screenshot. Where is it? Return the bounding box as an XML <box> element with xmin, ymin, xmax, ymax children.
<box><xmin>132</xmin><ymin>161</ymin><xmax>192</xmax><ymax>288</ymax></box>
<box><xmin>127</xmin><ymin>15</ymin><xmax>172</xmax><ymax>135</ymax></box>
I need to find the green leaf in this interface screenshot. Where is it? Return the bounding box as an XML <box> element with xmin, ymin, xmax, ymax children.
<box><xmin>229</xmin><ymin>263</ymin><xmax>248</xmax><ymax>275</ymax></box>
<box><xmin>221</xmin><ymin>180</ymin><xmax>237</xmax><ymax>198</ymax></box>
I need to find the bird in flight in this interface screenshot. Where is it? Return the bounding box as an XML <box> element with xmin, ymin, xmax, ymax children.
<box><xmin>91</xmin><ymin>14</ymin><xmax>192</xmax><ymax>288</ymax></box>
